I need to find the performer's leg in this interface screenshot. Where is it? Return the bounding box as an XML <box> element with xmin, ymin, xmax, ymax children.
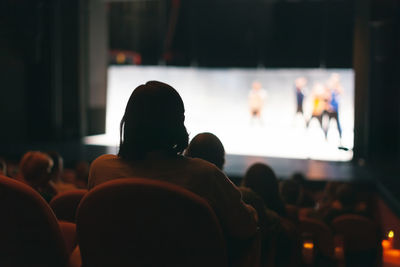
<box><xmin>299</xmin><ymin>106</ymin><xmax>305</xmax><ymax>118</ymax></box>
<box><xmin>322</xmin><ymin>111</ymin><xmax>330</xmax><ymax>139</ymax></box>
<box><xmin>333</xmin><ymin>111</ymin><xmax>342</xmax><ymax>138</ymax></box>
<box><xmin>296</xmin><ymin>104</ymin><xmax>303</xmax><ymax>114</ymax></box>
<box><xmin>306</xmin><ymin>115</ymin><xmax>313</xmax><ymax>128</ymax></box>
<box><xmin>317</xmin><ymin>115</ymin><xmax>327</xmax><ymax>138</ymax></box>
<box><xmin>299</xmin><ymin>101</ymin><xmax>304</xmax><ymax>116</ymax></box>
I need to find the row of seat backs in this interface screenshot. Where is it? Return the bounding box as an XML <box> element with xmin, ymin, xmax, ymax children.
<box><xmin>52</xmin><ymin>180</ymin><xmax>260</xmax><ymax>267</ymax></box>
<box><xmin>74</xmin><ymin>185</ymin><xmax>381</xmax><ymax>267</ymax></box>
<box><xmin>64</xmin><ymin>184</ymin><xmax>383</xmax><ymax>267</ymax></box>
<box><xmin>298</xmin><ymin>214</ymin><xmax>381</xmax><ymax>267</ymax></box>
<box><xmin>0</xmin><ymin>175</ymin><xmax>230</xmax><ymax>267</ymax></box>
<box><xmin>0</xmin><ymin>173</ymin><xmax>381</xmax><ymax>267</ymax></box>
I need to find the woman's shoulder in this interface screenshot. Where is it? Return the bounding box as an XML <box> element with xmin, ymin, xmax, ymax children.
<box><xmin>88</xmin><ymin>154</ymin><xmax>130</xmax><ymax>189</ymax></box>
<box><xmin>90</xmin><ymin>154</ymin><xmax>127</xmax><ymax>171</ymax></box>
<box><xmin>92</xmin><ymin>154</ymin><xmax>119</xmax><ymax>163</ymax></box>
<box><xmin>182</xmin><ymin>156</ymin><xmax>221</xmax><ymax>174</ymax></box>
<box><xmin>94</xmin><ymin>153</ymin><xmax>118</xmax><ymax>160</ymax></box>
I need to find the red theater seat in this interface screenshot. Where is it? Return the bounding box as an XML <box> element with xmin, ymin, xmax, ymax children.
<box><xmin>266</xmin><ymin>217</ymin><xmax>301</xmax><ymax>267</ymax></box>
<box><xmin>332</xmin><ymin>214</ymin><xmax>382</xmax><ymax>266</ymax></box>
<box><xmin>0</xmin><ymin>175</ymin><xmax>70</xmax><ymax>267</ymax></box>
<box><xmin>50</xmin><ymin>189</ymin><xmax>88</xmax><ymax>223</ymax></box>
<box><xmin>59</xmin><ymin>220</ymin><xmax>78</xmax><ymax>256</ymax></box>
<box><xmin>76</xmin><ymin>178</ymin><xmax>228</xmax><ymax>267</ymax></box>
<box><xmin>299</xmin><ymin>217</ymin><xmax>335</xmax><ymax>259</ymax></box>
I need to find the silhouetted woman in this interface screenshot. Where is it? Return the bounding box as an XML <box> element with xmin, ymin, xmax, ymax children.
<box><xmin>88</xmin><ymin>81</ymin><xmax>257</xmax><ymax>241</ymax></box>
<box><xmin>242</xmin><ymin>163</ymin><xmax>287</xmax><ymax>217</ymax></box>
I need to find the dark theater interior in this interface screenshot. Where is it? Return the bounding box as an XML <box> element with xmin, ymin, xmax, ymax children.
<box><xmin>1</xmin><ymin>0</ymin><xmax>400</xmax><ymax>266</ymax></box>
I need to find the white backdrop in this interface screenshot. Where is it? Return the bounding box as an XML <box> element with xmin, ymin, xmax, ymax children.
<box><xmin>85</xmin><ymin>66</ymin><xmax>354</xmax><ymax>161</ymax></box>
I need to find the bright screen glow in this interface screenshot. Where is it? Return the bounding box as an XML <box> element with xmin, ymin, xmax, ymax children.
<box><xmin>85</xmin><ymin>65</ymin><xmax>354</xmax><ymax>161</ymax></box>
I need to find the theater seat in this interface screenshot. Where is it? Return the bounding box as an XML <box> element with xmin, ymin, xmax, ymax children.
<box><xmin>76</xmin><ymin>178</ymin><xmax>228</xmax><ymax>267</ymax></box>
<box><xmin>59</xmin><ymin>220</ymin><xmax>78</xmax><ymax>255</ymax></box>
<box><xmin>0</xmin><ymin>175</ymin><xmax>69</xmax><ymax>267</ymax></box>
<box><xmin>332</xmin><ymin>214</ymin><xmax>381</xmax><ymax>267</ymax></box>
<box><xmin>266</xmin><ymin>217</ymin><xmax>302</xmax><ymax>267</ymax></box>
<box><xmin>299</xmin><ymin>217</ymin><xmax>335</xmax><ymax>264</ymax></box>
<box><xmin>49</xmin><ymin>189</ymin><xmax>88</xmax><ymax>222</ymax></box>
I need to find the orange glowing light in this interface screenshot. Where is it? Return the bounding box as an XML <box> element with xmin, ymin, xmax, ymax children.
<box><xmin>116</xmin><ymin>53</ymin><xmax>126</xmax><ymax>64</ymax></box>
<box><xmin>387</xmin><ymin>249</ymin><xmax>400</xmax><ymax>257</ymax></box>
<box><xmin>303</xmin><ymin>242</ymin><xmax>314</xmax><ymax>249</ymax></box>
<box><xmin>382</xmin><ymin>240</ymin><xmax>391</xmax><ymax>249</ymax></box>
<box><xmin>388</xmin><ymin>230</ymin><xmax>394</xmax><ymax>239</ymax></box>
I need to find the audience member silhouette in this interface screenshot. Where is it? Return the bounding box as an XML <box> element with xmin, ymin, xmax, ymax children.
<box><xmin>240</xmin><ymin>186</ymin><xmax>299</xmax><ymax>267</ymax></box>
<box><xmin>184</xmin><ymin>132</ymin><xmax>225</xmax><ymax>170</ymax></box>
<box><xmin>88</xmin><ymin>81</ymin><xmax>257</xmax><ymax>243</ymax></box>
<box><xmin>322</xmin><ymin>183</ymin><xmax>368</xmax><ymax>223</ymax></box>
<box><xmin>242</xmin><ymin>163</ymin><xmax>287</xmax><ymax>217</ymax></box>
<box><xmin>239</xmin><ymin>187</ymin><xmax>271</xmax><ymax>236</ymax></box>
<box><xmin>19</xmin><ymin>151</ymin><xmax>57</xmax><ymax>202</ymax></box>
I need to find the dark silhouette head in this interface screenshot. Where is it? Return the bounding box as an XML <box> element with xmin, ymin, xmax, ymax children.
<box><xmin>291</xmin><ymin>172</ymin><xmax>306</xmax><ymax>185</ymax></box>
<box><xmin>242</xmin><ymin>163</ymin><xmax>286</xmax><ymax>216</ymax></box>
<box><xmin>19</xmin><ymin>151</ymin><xmax>53</xmax><ymax>187</ymax></box>
<box><xmin>184</xmin><ymin>132</ymin><xmax>225</xmax><ymax>170</ymax></box>
<box><xmin>118</xmin><ymin>81</ymin><xmax>189</xmax><ymax>160</ymax></box>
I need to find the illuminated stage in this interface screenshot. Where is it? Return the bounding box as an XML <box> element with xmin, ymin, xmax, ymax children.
<box><xmin>85</xmin><ymin>66</ymin><xmax>354</xmax><ymax>163</ymax></box>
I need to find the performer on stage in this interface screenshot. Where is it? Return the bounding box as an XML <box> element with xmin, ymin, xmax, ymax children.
<box><xmin>248</xmin><ymin>81</ymin><xmax>267</xmax><ymax>124</ymax></box>
<box><xmin>325</xmin><ymin>73</ymin><xmax>343</xmax><ymax>140</ymax></box>
<box><xmin>295</xmin><ymin>77</ymin><xmax>307</xmax><ymax>115</ymax></box>
<box><xmin>306</xmin><ymin>82</ymin><xmax>329</xmax><ymax>136</ymax></box>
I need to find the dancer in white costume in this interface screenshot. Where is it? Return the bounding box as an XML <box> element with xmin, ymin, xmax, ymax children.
<box><xmin>248</xmin><ymin>81</ymin><xmax>267</xmax><ymax>125</ymax></box>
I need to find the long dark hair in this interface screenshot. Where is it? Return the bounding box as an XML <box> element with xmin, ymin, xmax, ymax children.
<box><xmin>242</xmin><ymin>163</ymin><xmax>287</xmax><ymax>216</ymax></box>
<box><xmin>118</xmin><ymin>81</ymin><xmax>189</xmax><ymax>160</ymax></box>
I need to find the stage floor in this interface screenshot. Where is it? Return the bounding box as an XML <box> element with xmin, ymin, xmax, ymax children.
<box><xmin>85</xmin><ymin>65</ymin><xmax>355</xmax><ymax>161</ymax></box>
<box><xmin>80</xmin><ymin>143</ymin><xmax>371</xmax><ymax>183</ymax></box>
<box><xmin>0</xmin><ymin>140</ymin><xmax>369</xmax><ymax>183</ymax></box>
